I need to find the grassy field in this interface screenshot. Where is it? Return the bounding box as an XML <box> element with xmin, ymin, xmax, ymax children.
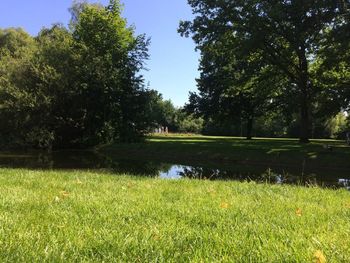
<box><xmin>103</xmin><ymin>134</ymin><xmax>350</xmax><ymax>177</ymax></box>
<box><xmin>0</xmin><ymin>168</ymin><xmax>349</xmax><ymax>262</ymax></box>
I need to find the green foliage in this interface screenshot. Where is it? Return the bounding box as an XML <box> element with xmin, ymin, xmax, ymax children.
<box><xmin>324</xmin><ymin>113</ymin><xmax>348</xmax><ymax>139</ymax></box>
<box><xmin>180</xmin><ymin>0</ymin><xmax>350</xmax><ymax>142</ymax></box>
<box><xmin>72</xmin><ymin>1</ymin><xmax>150</xmax><ymax>144</ymax></box>
<box><xmin>0</xmin><ymin>28</ymin><xmax>48</xmax><ymax>148</ymax></box>
<box><xmin>177</xmin><ymin>113</ymin><xmax>204</xmax><ymax>134</ymax></box>
<box><xmin>144</xmin><ymin>90</ymin><xmax>178</xmax><ymax>130</ymax></box>
<box><xmin>145</xmin><ymin>90</ymin><xmax>203</xmax><ymax>133</ymax></box>
<box><xmin>0</xmin><ymin>0</ymin><xmax>150</xmax><ymax>149</ymax></box>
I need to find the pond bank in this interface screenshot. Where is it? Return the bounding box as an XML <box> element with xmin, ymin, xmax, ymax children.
<box><xmin>1</xmin><ymin>135</ymin><xmax>350</xmax><ymax>188</ymax></box>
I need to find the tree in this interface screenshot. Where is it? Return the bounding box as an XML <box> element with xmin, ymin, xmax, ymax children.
<box><xmin>314</xmin><ymin>8</ymin><xmax>350</xmax><ymax>116</ymax></box>
<box><xmin>144</xmin><ymin>90</ymin><xmax>204</xmax><ymax>133</ymax></box>
<box><xmin>0</xmin><ymin>0</ymin><xmax>151</xmax><ymax>149</ymax></box>
<box><xmin>180</xmin><ymin>0</ymin><xmax>350</xmax><ymax>142</ymax></box>
<box><xmin>144</xmin><ymin>90</ymin><xmax>180</xmax><ymax>131</ymax></box>
<box><xmin>72</xmin><ymin>0</ymin><xmax>150</xmax><ymax>144</ymax></box>
<box><xmin>0</xmin><ymin>28</ymin><xmax>48</xmax><ymax>148</ymax></box>
<box><xmin>35</xmin><ymin>25</ymin><xmax>86</xmax><ymax>148</ymax></box>
<box><xmin>182</xmin><ymin>18</ymin><xmax>288</xmax><ymax>139</ymax></box>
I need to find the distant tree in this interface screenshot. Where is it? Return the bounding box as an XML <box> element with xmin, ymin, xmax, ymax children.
<box><xmin>177</xmin><ymin>112</ymin><xmax>204</xmax><ymax>134</ymax></box>
<box><xmin>144</xmin><ymin>90</ymin><xmax>179</xmax><ymax>131</ymax></box>
<box><xmin>144</xmin><ymin>90</ymin><xmax>203</xmax><ymax>134</ymax></box>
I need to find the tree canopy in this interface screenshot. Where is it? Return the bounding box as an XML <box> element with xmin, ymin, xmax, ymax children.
<box><xmin>0</xmin><ymin>0</ymin><xmax>151</xmax><ymax>149</ymax></box>
<box><xmin>180</xmin><ymin>0</ymin><xmax>350</xmax><ymax>142</ymax></box>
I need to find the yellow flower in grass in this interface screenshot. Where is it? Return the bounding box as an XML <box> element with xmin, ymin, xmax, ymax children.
<box><xmin>314</xmin><ymin>250</ymin><xmax>326</xmax><ymax>263</ymax></box>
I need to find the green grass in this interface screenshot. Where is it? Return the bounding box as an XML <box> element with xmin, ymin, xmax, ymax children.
<box><xmin>0</xmin><ymin>168</ymin><xmax>349</xmax><ymax>262</ymax></box>
<box><xmin>103</xmin><ymin>134</ymin><xmax>350</xmax><ymax>178</ymax></box>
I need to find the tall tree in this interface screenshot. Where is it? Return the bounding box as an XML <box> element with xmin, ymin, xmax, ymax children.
<box><xmin>0</xmin><ymin>0</ymin><xmax>151</xmax><ymax>149</ymax></box>
<box><xmin>0</xmin><ymin>28</ymin><xmax>46</xmax><ymax>148</ymax></box>
<box><xmin>180</xmin><ymin>0</ymin><xmax>350</xmax><ymax>142</ymax></box>
<box><xmin>73</xmin><ymin>0</ymin><xmax>150</xmax><ymax>144</ymax></box>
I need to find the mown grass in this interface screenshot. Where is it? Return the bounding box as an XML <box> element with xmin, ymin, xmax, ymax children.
<box><xmin>0</xmin><ymin>168</ymin><xmax>349</xmax><ymax>262</ymax></box>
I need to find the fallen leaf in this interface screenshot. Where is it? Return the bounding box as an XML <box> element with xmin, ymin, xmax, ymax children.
<box><xmin>60</xmin><ymin>191</ymin><xmax>70</xmax><ymax>198</ymax></box>
<box><xmin>314</xmin><ymin>250</ymin><xmax>326</xmax><ymax>263</ymax></box>
<box><xmin>220</xmin><ymin>202</ymin><xmax>230</xmax><ymax>209</ymax></box>
<box><xmin>296</xmin><ymin>208</ymin><xmax>302</xmax><ymax>217</ymax></box>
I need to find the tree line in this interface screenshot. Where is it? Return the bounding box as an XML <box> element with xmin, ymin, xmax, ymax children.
<box><xmin>180</xmin><ymin>0</ymin><xmax>350</xmax><ymax>142</ymax></box>
<box><xmin>1</xmin><ymin>0</ymin><xmax>349</xmax><ymax>149</ymax></box>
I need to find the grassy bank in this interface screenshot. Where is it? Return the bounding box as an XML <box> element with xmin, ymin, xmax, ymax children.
<box><xmin>103</xmin><ymin>134</ymin><xmax>350</xmax><ymax>177</ymax></box>
<box><xmin>0</xmin><ymin>168</ymin><xmax>349</xmax><ymax>262</ymax></box>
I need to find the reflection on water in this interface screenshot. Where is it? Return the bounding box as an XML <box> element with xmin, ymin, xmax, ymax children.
<box><xmin>166</xmin><ymin>166</ymin><xmax>350</xmax><ymax>190</ymax></box>
<box><xmin>338</xmin><ymin>179</ymin><xmax>350</xmax><ymax>190</ymax></box>
<box><xmin>0</xmin><ymin>150</ymin><xmax>349</xmax><ymax>190</ymax></box>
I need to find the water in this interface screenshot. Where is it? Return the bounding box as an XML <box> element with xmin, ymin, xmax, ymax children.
<box><xmin>0</xmin><ymin>150</ymin><xmax>349</xmax><ymax>190</ymax></box>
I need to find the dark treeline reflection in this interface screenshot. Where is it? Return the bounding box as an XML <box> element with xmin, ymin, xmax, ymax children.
<box><xmin>178</xmin><ymin>167</ymin><xmax>349</xmax><ymax>189</ymax></box>
<box><xmin>0</xmin><ymin>151</ymin><xmax>349</xmax><ymax>190</ymax></box>
<box><xmin>0</xmin><ymin>151</ymin><xmax>171</xmax><ymax>177</ymax></box>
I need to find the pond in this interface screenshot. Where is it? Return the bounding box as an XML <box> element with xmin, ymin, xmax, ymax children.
<box><xmin>0</xmin><ymin>150</ymin><xmax>349</xmax><ymax>190</ymax></box>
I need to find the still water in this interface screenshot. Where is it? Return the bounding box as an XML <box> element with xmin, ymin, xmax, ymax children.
<box><xmin>0</xmin><ymin>150</ymin><xmax>349</xmax><ymax>190</ymax></box>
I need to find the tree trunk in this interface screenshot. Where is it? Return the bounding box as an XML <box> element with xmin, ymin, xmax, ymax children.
<box><xmin>299</xmin><ymin>96</ymin><xmax>310</xmax><ymax>143</ymax></box>
<box><xmin>246</xmin><ymin>117</ymin><xmax>253</xmax><ymax>140</ymax></box>
<box><xmin>298</xmin><ymin>46</ymin><xmax>311</xmax><ymax>144</ymax></box>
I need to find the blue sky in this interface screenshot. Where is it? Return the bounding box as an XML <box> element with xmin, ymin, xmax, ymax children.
<box><xmin>0</xmin><ymin>0</ymin><xmax>199</xmax><ymax>106</ymax></box>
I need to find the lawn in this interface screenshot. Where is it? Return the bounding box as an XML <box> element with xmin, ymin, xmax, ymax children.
<box><xmin>0</xmin><ymin>168</ymin><xmax>349</xmax><ymax>262</ymax></box>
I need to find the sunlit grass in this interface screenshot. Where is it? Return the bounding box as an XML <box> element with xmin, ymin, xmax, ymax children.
<box><xmin>0</xmin><ymin>168</ymin><xmax>349</xmax><ymax>262</ymax></box>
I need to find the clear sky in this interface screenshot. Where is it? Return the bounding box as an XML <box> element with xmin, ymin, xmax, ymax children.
<box><xmin>0</xmin><ymin>0</ymin><xmax>200</xmax><ymax>106</ymax></box>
